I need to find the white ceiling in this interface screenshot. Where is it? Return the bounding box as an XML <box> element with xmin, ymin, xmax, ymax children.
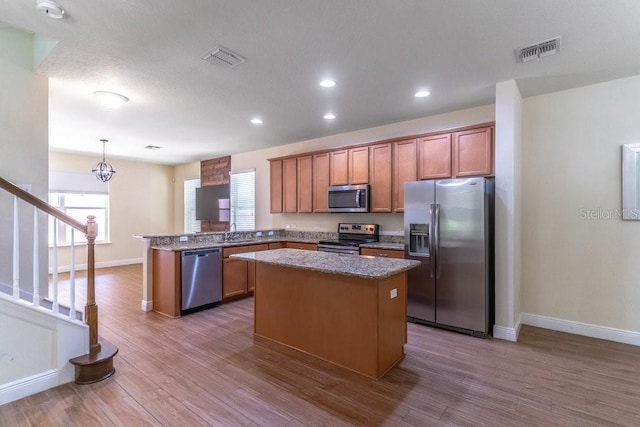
<box><xmin>1</xmin><ymin>1</ymin><xmax>640</xmax><ymax>166</ymax></box>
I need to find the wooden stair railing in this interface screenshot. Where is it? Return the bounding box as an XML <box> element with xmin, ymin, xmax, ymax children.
<box><xmin>0</xmin><ymin>176</ymin><xmax>118</xmax><ymax>384</ymax></box>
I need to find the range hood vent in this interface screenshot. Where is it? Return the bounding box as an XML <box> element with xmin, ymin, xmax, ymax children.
<box><xmin>516</xmin><ymin>37</ymin><xmax>561</xmax><ymax>63</ymax></box>
<box><xmin>201</xmin><ymin>46</ymin><xmax>246</xmax><ymax>69</ymax></box>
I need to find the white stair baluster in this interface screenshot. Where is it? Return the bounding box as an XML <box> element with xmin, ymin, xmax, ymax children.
<box><xmin>32</xmin><ymin>207</ymin><xmax>39</xmax><ymax>307</ymax></box>
<box><xmin>12</xmin><ymin>196</ymin><xmax>20</xmax><ymax>299</ymax></box>
<box><xmin>52</xmin><ymin>218</ymin><xmax>59</xmax><ymax>313</ymax></box>
<box><xmin>69</xmin><ymin>229</ymin><xmax>75</xmax><ymax>319</ymax></box>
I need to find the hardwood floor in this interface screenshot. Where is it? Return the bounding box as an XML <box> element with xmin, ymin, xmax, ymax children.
<box><xmin>2</xmin><ymin>264</ymin><xmax>640</xmax><ymax>426</ymax></box>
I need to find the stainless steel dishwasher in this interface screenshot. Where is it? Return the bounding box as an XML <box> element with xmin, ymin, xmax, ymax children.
<box><xmin>181</xmin><ymin>248</ymin><xmax>222</xmax><ymax>314</ymax></box>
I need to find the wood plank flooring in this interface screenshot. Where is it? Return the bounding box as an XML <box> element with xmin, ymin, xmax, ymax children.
<box><xmin>2</xmin><ymin>264</ymin><xmax>640</xmax><ymax>426</ymax></box>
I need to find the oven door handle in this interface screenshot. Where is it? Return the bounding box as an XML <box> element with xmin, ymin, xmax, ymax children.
<box><xmin>318</xmin><ymin>245</ymin><xmax>360</xmax><ymax>255</ymax></box>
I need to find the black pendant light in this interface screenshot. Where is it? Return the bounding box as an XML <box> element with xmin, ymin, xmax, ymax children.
<box><xmin>92</xmin><ymin>139</ymin><xmax>116</xmax><ymax>182</ymax></box>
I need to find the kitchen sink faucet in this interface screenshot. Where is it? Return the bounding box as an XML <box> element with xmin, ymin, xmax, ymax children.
<box><xmin>225</xmin><ymin>223</ymin><xmax>237</xmax><ymax>241</ymax></box>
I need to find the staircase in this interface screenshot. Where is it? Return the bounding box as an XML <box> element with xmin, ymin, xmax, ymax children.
<box><xmin>0</xmin><ymin>176</ymin><xmax>117</xmax><ymax>405</ymax></box>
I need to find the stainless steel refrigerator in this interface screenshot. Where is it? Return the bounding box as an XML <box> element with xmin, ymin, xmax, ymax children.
<box><xmin>404</xmin><ymin>177</ymin><xmax>494</xmax><ymax>337</ymax></box>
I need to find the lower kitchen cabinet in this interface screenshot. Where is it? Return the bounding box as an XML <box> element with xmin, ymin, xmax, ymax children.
<box><xmin>284</xmin><ymin>242</ymin><xmax>318</xmax><ymax>251</ymax></box>
<box><xmin>222</xmin><ymin>243</ymin><xmax>269</xmax><ymax>301</ymax></box>
<box><xmin>152</xmin><ymin>249</ymin><xmax>181</xmax><ymax>317</ymax></box>
<box><xmin>360</xmin><ymin>247</ymin><xmax>404</xmax><ymax>259</ymax></box>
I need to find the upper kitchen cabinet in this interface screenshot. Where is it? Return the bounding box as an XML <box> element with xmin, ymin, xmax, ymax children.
<box><xmin>313</xmin><ymin>152</ymin><xmax>330</xmax><ymax>212</ymax></box>
<box><xmin>269</xmin><ymin>160</ymin><xmax>283</xmax><ymax>213</ymax></box>
<box><xmin>393</xmin><ymin>139</ymin><xmax>417</xmax><ymax>213</ymax></box>
<box><xmin>330</xmin><ymin>147</ymin><xmax>369</xmax><ymax>185</ymax></box>
<box><xmin>283</xmin><ymin>157</ymin><xmax>298</xmax><ymax>213</ymax></box>
<box><xmin>297</xmin><ymin>155</ymin><xmax>313</xmax><ymax>213</ymax></box>
<box><xmin>417</xmin><ymin>134</ymin><xmax>452</xmax><ymax>180</ymax></box>
<box><xmin>369</xmin><ymin>143</ymin><xmax>392</xmax><ymax>213</ymax></box>
<box><xmin>452</xmin><ymin>126</ymin><xmax>493</xmax><ymax>177</ymax></box>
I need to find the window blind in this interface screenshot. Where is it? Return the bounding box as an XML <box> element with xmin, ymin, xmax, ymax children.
<box><xmin>230</xmin><ymin>169</ymin><xmax>255</xmax><ymax>231</ymax></box>
<box><xmin>184</xmin><ymin>178</ymin><xmax>201</xmax><ymax>233</ymax></box>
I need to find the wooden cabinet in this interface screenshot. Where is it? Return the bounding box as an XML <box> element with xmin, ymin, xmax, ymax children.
<box><xmin>330</xmin><ymin>149</ymin><xmax>349</xmax><ymax>185</ymax></box>
<box><xmin>452</xmin><ymin>127</ymin><xmax>493</xmax><ymax>177</ymax></box>
<box><xmin>360</xmin><ymin>247</ymin><xmax>404</xmax><ymax>259</ymax></box>
<box><xmin>268</xmin><ymin>242</ymin><xmax>284</xmax><ymax>250</ymax></box>
<box><xmin>369</xmin><ymin>143</ymin><xmax>392</xmax><ymax>213</ymax></box>
<box><xmin>313</xmin><ymin>153</ymin><xmax>330</xmax><ymax>212</ymax></box>
<box><xmin>330</xmin><ymin>147</ymin><xmax>369</xmax><ymax>185</ymax></box>
<box><xmin>269</xmin><ymin>160</ymin><xmax>283</xmax><ymax>213</ymax></box>
<box><xmin>297</xmin><ymin>155</ymin><xmax>313</xmax><ymax>213</ymax></box>
<box><xmin>283</xmin><ymin>157</ymin><xmax>297</xmax><ymax>213</ymax></box>
<box><xmin>284</xmin><ymin>242</ymin><xmax>318</xmax><ymax>251</ymax></box>
<box><xmin>222</xmin><ymin>243</ymin><xmax>269</xmax><ymax>300</ymax></box>
<box><xmin>417</xmin><ymin>134</ymin><xmax>452</xmax><ymax>180</ymax></box>
<box><xmin>349</xmin><ymin>147</ymin><xmax>369</xmax><ymax>184</ymax></box>
<box><xmin>152</xmin><ymin>249</ymin><xmax>181</xmax><ymax>317</ymax></box>
<box><xmin>393</xmin><ymin>139</ymin><xmax>417</xmax><ymax>213</ymax></box>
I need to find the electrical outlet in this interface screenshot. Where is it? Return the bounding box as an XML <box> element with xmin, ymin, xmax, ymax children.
<box><xmin>285</xmin><ymin>224</ymin><xmax>290</xmax><ymax>229</ymax></box>
<box><xmin>179</xmin><ymin>235</ymin><xmax>188</xmax><ymax>242</ymax></box>
<box><xmin>390</xmin><ymin>288</ymin><xmax>398</xmax><ymax>299</ymax></box>
<box><xmin>291</xmin><ymin>224</ymin><xmax>297</xmax><ymax>229</ymax></box>
<box><xmin>255</xmin><ymin>231</ymin><xmax>263</xmax><ymax>237</ymax></box>
<box><xmin>268</xmin><ymin>230</ymin><xmax>274</xmax><ymax>236</ymax></box>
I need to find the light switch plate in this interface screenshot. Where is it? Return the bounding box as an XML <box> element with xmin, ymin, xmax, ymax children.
<box><xmin>255</xmin><ymin>231</ymin><xmax>262</xmax><ymax>237</ymax></box>
<box><xmin>268</xmin><ymin>230</ymin><xmax>274</xmax><ymax>236</ymax></box>
<box><xmin>179</xmin><ymin>235</ymin><xmax>188</xmax><ymax>242</ymax></box>
<box><xmin>390</xmin><ymin>288</ymin><xmax>398</xmax><ymax>299</ymax></box>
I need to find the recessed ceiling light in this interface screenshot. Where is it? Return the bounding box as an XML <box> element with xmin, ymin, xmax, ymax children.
<box><xmin>320</xmin><ymin>79</ymin><xmax>336</xmax><ymax>88</ymax></box>
<box><xmin>324</xmin><ymin>113</ymin><xmax>336</xmax><ymax>120</ymax></box>
<box><xmin>414</xmin><ymin>90</ymin><xmax>430</xmax><ymax>98</ymax></box>
<box><xmin>250</xmin><ymin>118</ymin><xmax>263</xmax><ymax>124</ymax></box>
<box><xmin>94</xmin><ymin>91</ymin><xmax>129</xmax><ymax>109</ymax></box>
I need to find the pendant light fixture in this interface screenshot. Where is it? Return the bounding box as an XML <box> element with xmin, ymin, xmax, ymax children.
<box><xmin>92</xmin><ymin>139</ymin><xmax>116</xmax><ymax>182</ymax></box>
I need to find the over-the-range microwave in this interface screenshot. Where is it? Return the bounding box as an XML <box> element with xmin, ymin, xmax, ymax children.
<box><xmin>327</xmin><ymin>184</ymin><xmax>369</xmax><ymax>213</ymax></box>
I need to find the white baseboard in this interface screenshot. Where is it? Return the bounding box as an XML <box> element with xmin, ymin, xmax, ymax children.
<box><xmin>141</xmin><ymin>299</ymin><xmax>153</xmax><ymax>312</ymax></box>
<box><xmin>492</xmin><ymin>313</ymin><xmax>523</xmax><ymax>342</ymax></box>
<box><xmin>521</xmin><ymin>313</ymin><xmax>640</xmax><ymax>347</ymax></box>
<box><xmin>49</xmin><ymin>258</ymin><xmax>142</xmax><ymax>274</ymax></box>
<box><xmin>0</xmin><ymin>369</ymin><xmax>58</xmax><ymax>406</ymax></box>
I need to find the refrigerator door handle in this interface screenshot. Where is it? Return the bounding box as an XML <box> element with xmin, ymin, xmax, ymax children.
<box><xmin>435</xmin><ymin>203</ymin><xmax>441</xmax><ymax>279</ymax></box>
<box><xmin>429</xmin><ymin>204</ymin><xmax>436</xmax><ymax>278</ymax></box>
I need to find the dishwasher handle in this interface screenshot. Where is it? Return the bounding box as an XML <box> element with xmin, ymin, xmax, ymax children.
<box><xmin>182</xmin><ymin>248</ymin><xmax>221</xmax><ymax>257</ymax></box>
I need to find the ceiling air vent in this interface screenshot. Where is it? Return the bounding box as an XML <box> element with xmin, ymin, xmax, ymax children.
<box><xmin>201</xmin><ymin>46</ymin><xmax>246</xmax><ymax>69</ymax></box>
<box><xmin>516</xmin><ymin>37</ymin><xmax>561</xmax><ymax>63</ymax></box>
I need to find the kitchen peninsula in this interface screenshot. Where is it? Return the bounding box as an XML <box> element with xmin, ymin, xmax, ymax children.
<box><xmin>231</xmin><ymin>248</ymin><xmax>420</xmax><ymax>379</ymax></box>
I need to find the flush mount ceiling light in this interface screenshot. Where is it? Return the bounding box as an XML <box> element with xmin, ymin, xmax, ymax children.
<box><xmin>93</xmin><ymin>91</ymin><xmax>129</xmax><ymax>110</ymax></box>
<box><xmin>320</xmin><ymin>79</ymin><xmax>336</xmax><ymax>88</ymax></box>
<box><xmin>324</xmin><ymin>113</ymin><xmax>336</xmax><ymax>120</ymax></box>
<box><xmin>92</xmin><ymin>139</ymin><xmax>116</xmax><ymax>182</ymax></box>
<box><xmin>36</xmin><ymin>0</ymin><xmax>65</xmax><ymax>19</ymax></box>
<box><xmin>414</xmin><ymin>90</ymin><xmax>430</xmax><ymax>98</ymax></box>
<box><xmin>250</xmin><ymin>118</ymin><xmax>263</xmax><ymax>124</ymax></box>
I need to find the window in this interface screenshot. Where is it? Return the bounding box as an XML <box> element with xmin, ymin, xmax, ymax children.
<box><xmin>48</xmin><ymin>193</ymin><xmax>109</xmax><ymax>245</ymax></box>
<box><xmin>184</xmin><ymin>178</ymin><xmax>201</xmax><ymax>233</ymax></box>
<box><xmin>48</xmin><ymin>170</ymin><xmax>111</xmax><ymax>246</ymax></box>
<box><xmin>230</xmin><ymin>169</ymin><xmax>255</xmax><ymax>231</ymax></box>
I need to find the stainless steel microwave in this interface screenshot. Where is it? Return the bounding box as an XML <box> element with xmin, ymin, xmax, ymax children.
<box><xmin>327</xmin><ymin>184</ymin><xmax>369</xmax><ymax>213</ymax></box>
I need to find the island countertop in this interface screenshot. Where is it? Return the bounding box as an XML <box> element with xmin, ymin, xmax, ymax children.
<box><xmin>231</xmin><ymin>248</ymin><xmax>420</xmax><ymax>279</ymax></box>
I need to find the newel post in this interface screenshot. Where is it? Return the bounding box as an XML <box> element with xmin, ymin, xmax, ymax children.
<box><xmin>85</xmin><ymin>215</ymin><xmax>100</xmax><ymax>353</ymax></box>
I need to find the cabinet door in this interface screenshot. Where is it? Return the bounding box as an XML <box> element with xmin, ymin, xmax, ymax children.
<box><xmin>152</xmin><ymin>250</ymin><xmax>181</xmax><ymax>317</ymax></box>
<box><xmin>283</xmin><ymin>157</ymin><xmax>298</xmax><ymax>213</ymax></box>
<box><xmin>313</xmin><ymin>153</ymin><xmax>330</xmax><ymax>212</ymax></box>
<box><xmin>393</xmin><ymin>139</ymin><xmax>417</xmax><ymax>213</ymax></box>
<box><xmin>360</xmin><ymin>248</ymin><xmax>404</xmax><ymax>259</ymax></box>
<box><xmin>268</xmin><ymin>242</ymin><xmax>284</xmax><ymax>250</ymax></box>
<box><xmin>452</xmin><ymin>127</ymin><xmax>493</xmax><ymax>177</ymax></box>
<box><xmin>297</xmin><ymin>155</ymin><xmax>313</xmax><ymax>213</ymax></box>
<box><xmin>247</xmin><ymin>262</ymin><xmax>256</xmax><ymax>293</ymax></box>
<box><xmin>284</xmin><ymin>242</ymin><xmax>318</xmax><ymax>251</ymax></box>
<box><xmin>269</xmin><ymin>160</ymin><xmax>283</xmax><ymax>213</ymax></box>
<box><xmin>222</xmin><ymin>258</ymin><xmax>248</xmax><ymax>299</ymax></box>
<box><xmin>349</xmin><ymin>147</ymin><xmax>369</xmax><ymax>184</ymax></box>
<box><xmin>417</xmin><ymin>134</ymin><xmax>452</xmax><ymax>180</ymax></box>
<box><xmin>369</xmin><ymin>143</ymin><xmax>392</xmax><ymax>213</ymax></box>
<box><xmin>330</xmin><ymin>150</ymin><xmax>349</xmax><ymax>186</ymax></box>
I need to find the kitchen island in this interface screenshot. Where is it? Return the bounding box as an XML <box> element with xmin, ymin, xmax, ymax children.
<box><xmin>231</xmin><ymin>249</ymin><xmax>420</xmax><ymax>379</ymax></box>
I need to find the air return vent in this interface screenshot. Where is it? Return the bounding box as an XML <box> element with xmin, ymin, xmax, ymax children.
<box><xmin>201</xmin><ymin>46</ymin><xmax>246</xmax><ymax>69</ymax></box>
<box><xmin>516</xmin><ymin>37</ymin><xmax>561</xmax><ymax>63</ymax></box>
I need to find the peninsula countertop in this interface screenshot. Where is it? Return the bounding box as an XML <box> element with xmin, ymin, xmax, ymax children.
<box><xmin>231</xmin><ymin>248</ymin><xmax>420</xmax><ymax>280</ymax></box>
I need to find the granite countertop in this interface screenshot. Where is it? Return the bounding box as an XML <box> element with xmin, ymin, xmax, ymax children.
<box><xmin>359</xmin><ymin>242</ymin><xmax>404</xmax><ymax>251</ymax></box>
<box><xmin>231</xmin><ymin>248</ymin><xmax>420</xmax><ymax>280</ymax></box>
<box><xmin>151</xmin><ymin>238</ymin><xmax>313</xmax><ymax>251</ymax></box>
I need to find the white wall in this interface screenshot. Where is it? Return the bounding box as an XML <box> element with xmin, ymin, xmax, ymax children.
<box><xmin>49</xmin><ymin>152</ymin><xmax>174</xmax><ymax>269</ymax></box>
<box><xmin>521</xmin><ymin>75</ymin><xmax>640</xmax><ymax>334</ymax></box>
<box><xmin>0</xmin><ymin>28</ymin><xmax>49</xmax><ymax>292</ymax></box>
<box><xmin>232</xmin><ymin>105</ymin><xmax>496</xmax><ymax>233</ymax></box>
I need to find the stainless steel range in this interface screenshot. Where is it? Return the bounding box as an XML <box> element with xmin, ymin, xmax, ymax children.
<box><xmin>317</xmin><ymin>223</ymin><xmax>379</xmax><ymax>255</ymax></box>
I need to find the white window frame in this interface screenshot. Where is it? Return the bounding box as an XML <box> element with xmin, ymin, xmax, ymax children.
<box><xmin>48</xmin><ymin>192</ymin><xmax>110</xmax><ymax>246</ymax></box>
<box><xmin>184</xmin><ymin>178</ymin><xmax>201</xmax><ymax>233</ymax></box>
<box><xmin>230</xmin><ymin>169</ymin><xmax>255</xmax><ymax>231</ymax></box>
